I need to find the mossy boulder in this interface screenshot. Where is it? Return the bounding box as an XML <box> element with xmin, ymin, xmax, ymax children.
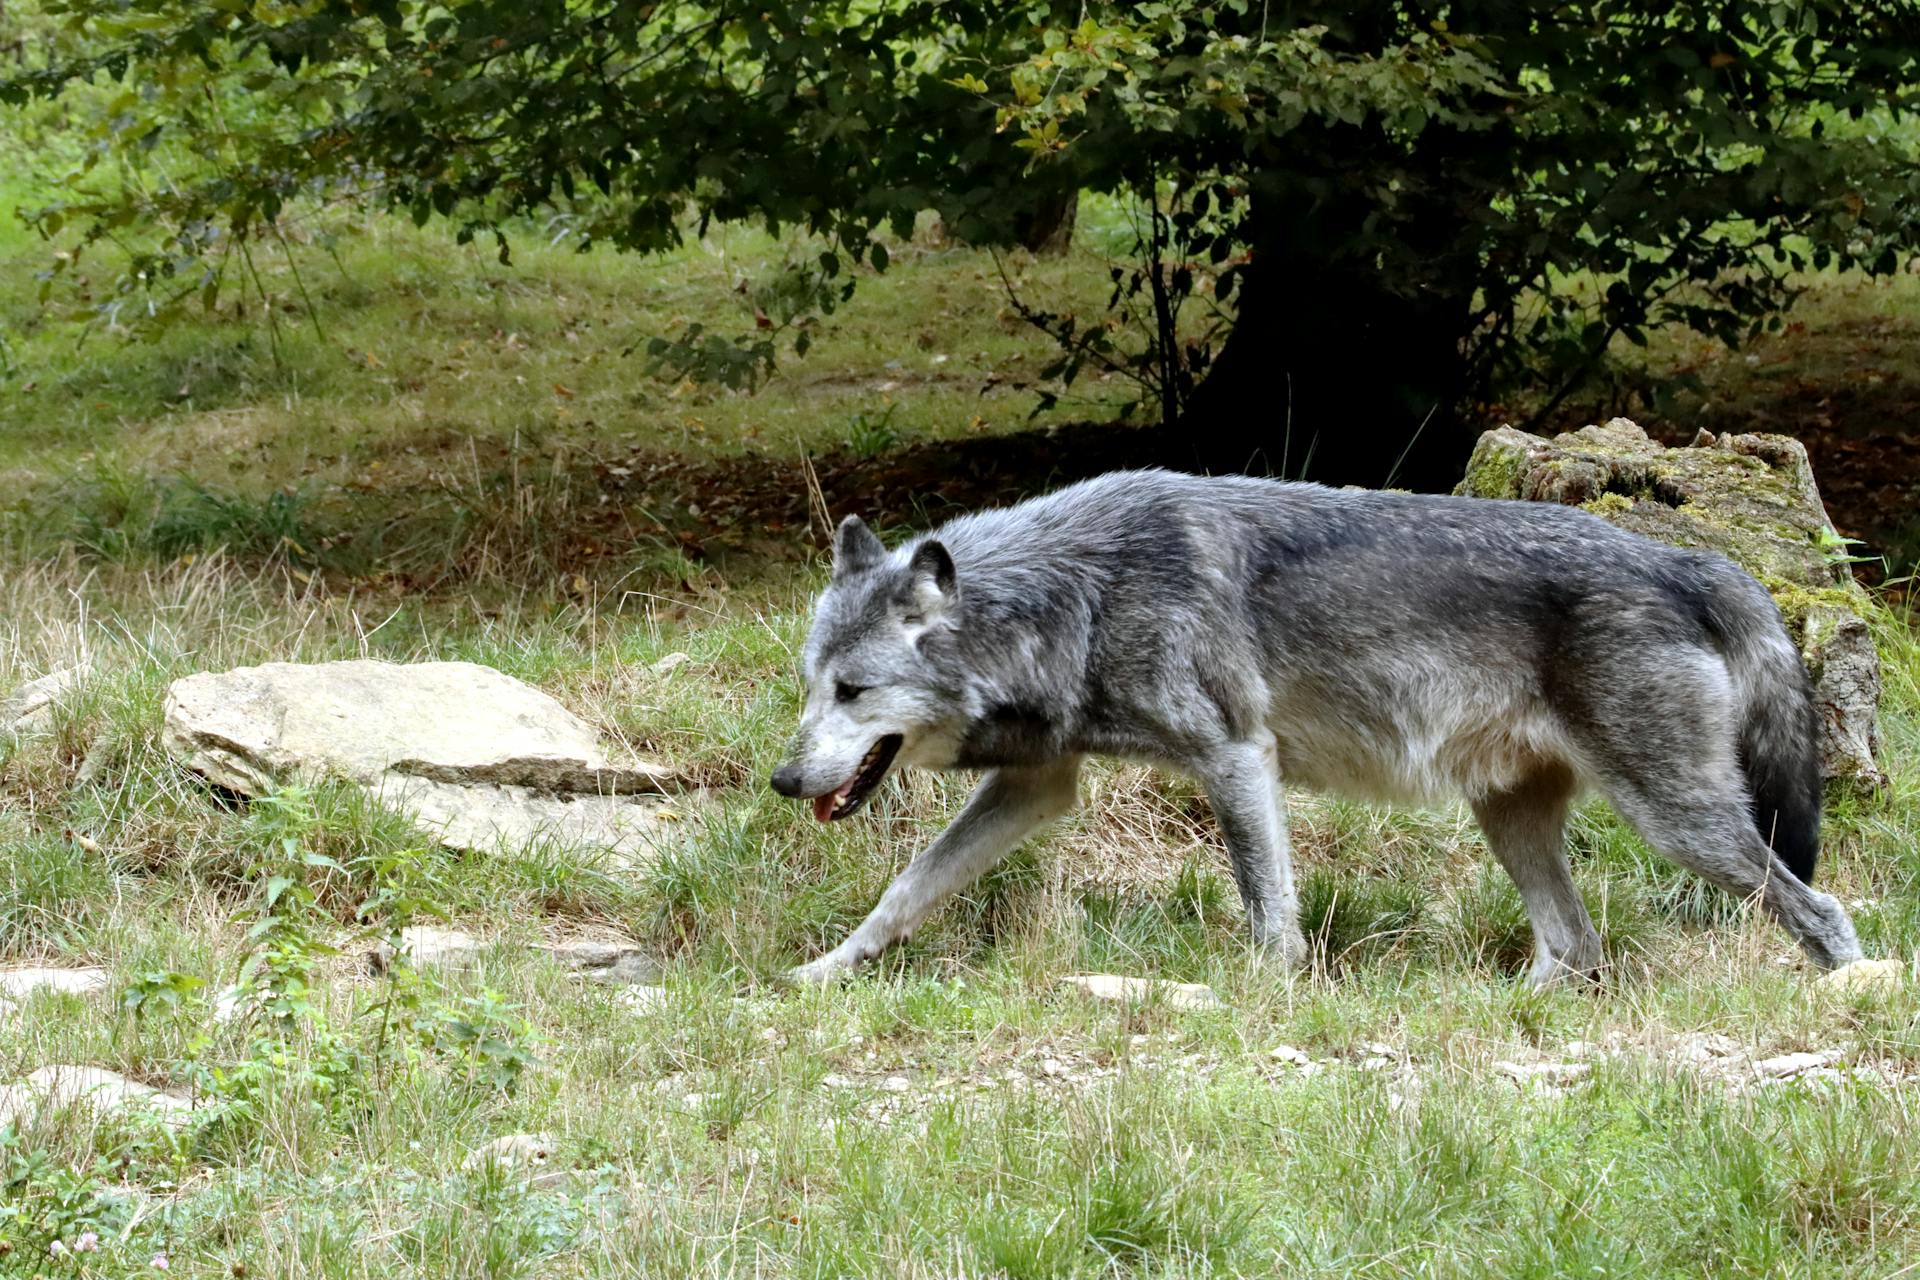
<box><xmin>1457</xmin><ymin>417</ymin><xmax>1884</xmax><ymax>789</ymax></box>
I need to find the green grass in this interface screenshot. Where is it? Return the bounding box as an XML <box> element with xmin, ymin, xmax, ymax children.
<box><xmin>4</xmin><ymin>210</ymin><xmax>1920</xmax><ymax>1276</ymax></box>
<box><xmin>3</xmin><ymin>546</ymin><xmax>1917</xmax><ymax>1276</ymax></box>
<box><xmin>0</xmin><ymin>198</ymin><xmax>1142</xmax><ymax>593</ymax></box>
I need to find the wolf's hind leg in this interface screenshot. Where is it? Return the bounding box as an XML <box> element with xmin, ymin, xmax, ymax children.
<box><xmin>1194</xmin><ymin>731</ymin><xmax>1308</xmax><ymax>967</ymax></box>
<box><xmin>1565</xmin><ymin>644</ymin><xmax>1860</xmax><ymax>969</ymax></box>
<box><xmin>1600</xmin><ymin>775</ymin><xmax>1861</xmax><ymax>970</ymax></box>
<box><xmin>788</xmin><ymin>755</ymin><xmax>1082</xmax><ymax>984</ymax></box>
<box><xmin>1470</xmin><ymin>764</ymin><xmax>1602</xmax><ymax>986</ymax></box>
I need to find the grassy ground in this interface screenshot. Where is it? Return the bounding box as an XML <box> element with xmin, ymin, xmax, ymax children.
<box><xmin>4</xmin><ymin>210</ymin><xmax>1920</xmax><ymax>1277</ymax></box>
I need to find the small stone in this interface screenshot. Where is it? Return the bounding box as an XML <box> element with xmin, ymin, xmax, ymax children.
<box><xmin>1058</xmin><ymin>974</ymin><xmax>1223</xmax><ymax>1011</ymax></box>
<box><xmin>1269</xmin><ymin>1044</ymin><xmax>1312</xmax><ymax>1067</ymax></box>
<box><xmin>615</xmin><ymin>986</ymin><xmax>667</xmax><ymax>1014</ymax></box>
<box><xmin>650</xmin><ymin>652</ymin><xmax>692</xmax><ymax>675</ymax></box>
<box><xmin>1674</xmin><ymin>1032</ymin><xmax>1742</xmax><ymax>1064</ymax></box>
<box><xmin>1818</xmin><ymin>958</ymin><xmax>1904</xmax><ymax>997</ymax></box>
<box><xmin>2</xmin><ymin>665</ymin><xmax>88</xmax><ymax>733</ymax></box>
<box><xmin>1755</xmin><ymin>1049</ymin><xmax>1845</xmax><ymax>1079</ymax></box>
<box><xmin>540</xmin><ymin>940</ymin><xmax>659</xmax><ymax>985</ymax></box>
<box><xmin>820</xmin><ymin>1073</ymin><xmax>855</xmax><ymax>1089</ymax></box>
<box><xmin>882</xmin><ymin>1075</ymin><xmax>911</xmax><ymax>1092</ymax></box>
<box><xmin>463</xmin><ymin>1133</ymin><xmax>556</xmax><ymax>1174</ymax></box>
<box><xmin>1494</xmin><ymin>1060</ymin><xmax>1592</xmax><ymax>1088</ymax></box>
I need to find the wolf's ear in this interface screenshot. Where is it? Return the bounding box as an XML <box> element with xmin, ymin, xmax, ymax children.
<box><xmin>832</xmin><ymin>515</ymin><xmax>885</xmax><ymax>579</ymax></box>
<box><xmin>904</xmin><ymin>539</ymin><xmax>957</xmax><ymax>623</ymax></box>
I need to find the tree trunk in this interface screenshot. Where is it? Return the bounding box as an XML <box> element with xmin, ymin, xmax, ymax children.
<box><xmin>1169</xmin><ymin>265</ymin><xmax>1472</xmax><ymax>490</ymax></box>
<box><xmin>1011</xmin><ymin>190</ymin><xmax>1077</xmax><ymax>255</ymax></box>
<box><xmin>1167</xmin><ymin>174</ymin><xmax>1478</xmax><ymax>491</ymax></box>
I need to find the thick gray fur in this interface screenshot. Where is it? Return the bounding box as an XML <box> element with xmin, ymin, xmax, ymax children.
<box><xmin>773</xmin><ymin>469</ymin><xmax>1862</xmax><ymax>986</ymax></box>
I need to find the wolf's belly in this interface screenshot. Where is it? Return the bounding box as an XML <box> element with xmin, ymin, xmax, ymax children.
<box><xmin>1269</xmin><ymin>693</ymin><xmax>1570</xmax><ymax>805</ymax></box>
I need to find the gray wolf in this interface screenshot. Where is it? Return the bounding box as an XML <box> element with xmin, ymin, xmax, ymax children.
<box><xmin>770</xmin><ymin>469</ymin><xmax>1862</xmax><ymax>986</ymax></box>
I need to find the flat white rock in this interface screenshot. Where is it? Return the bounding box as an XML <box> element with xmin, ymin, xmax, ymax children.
<box><xmin>1494</xmin><ymin>1060</ymin><xmax>1592</xmax><ymax>1088</ymax></box>
<box><xmin>1755</xmin><ymin>1048</ymin><xmax>1846</xmax><ymax>1079</ymax></box>
<box><xmin>1818</xmin><ymin>958</ymin><xmax>1904</xmax><ymax>997</ymax></box>
<box><xmin>371</xmin><ymin>925</ymin><xmax>487</xmax><ymax>972</ymax></box>
<box><xmin>0</xmin><ymin>1066</ymin><xmax>192</xmax><ymax>1128</ymax></box>
<box><xmin>1059</xmin><ymin>974</ymin><xmax>1224</xmax><ymax>1011</ymax></box>
<box><xmin>0</xmin><ymin>967</ymin><xmax>111</xmax><ymax>1008</ymax></box>
<box><xmin>537</xmin><ymin>939</ymin><xmax>659</xmax><ymax>984</ymax></box>
<box><xmin>161</xmin><ymin>660</ymin><xmax>685</xmax><ymax>859</ymax></box>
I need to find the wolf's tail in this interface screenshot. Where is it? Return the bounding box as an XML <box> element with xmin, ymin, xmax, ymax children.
<box><xmin>1710</xmin><ymin>572</ymin><xmax>1823</xmax><ymax>883</ymax></box>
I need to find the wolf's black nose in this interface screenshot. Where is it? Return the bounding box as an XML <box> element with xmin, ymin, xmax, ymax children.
<box><xmin>770</xmin><ymin>765</ymin><xmax>805</xmax><ymax>798</ymax></box>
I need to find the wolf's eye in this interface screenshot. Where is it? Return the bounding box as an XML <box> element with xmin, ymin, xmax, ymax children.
<box><xmin>834</xmin><ymin>681</ymin><xmax>867</xmax><ymax>703</ymax></box>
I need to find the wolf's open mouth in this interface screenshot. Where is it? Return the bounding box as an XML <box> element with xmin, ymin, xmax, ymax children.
<box><xmin>814</xmin><ymin>735</ymin><xmax>903</xmax><ymax>822</ymax></box>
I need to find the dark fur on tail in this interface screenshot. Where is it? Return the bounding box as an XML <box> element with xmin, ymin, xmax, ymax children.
<box><xmin>1740</xmin><ymin>690</ymin><xmax>1823</xmax><ymax>883</ymax></box>
<box><xmin>1711</xmin><ymin>574</ymin><xmax>1824</xmax><ymax>883</ymax></box>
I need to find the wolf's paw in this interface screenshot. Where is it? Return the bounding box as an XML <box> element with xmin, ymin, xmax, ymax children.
<box><xmin>1250</xmin><ymin>923</ymin><xmax>1309</xmax><ymax>971</ymax></box>
<box><xmin>786</xmin><ymin>955</ymin><xmax>853</xmax><ymax>987</ymax></box>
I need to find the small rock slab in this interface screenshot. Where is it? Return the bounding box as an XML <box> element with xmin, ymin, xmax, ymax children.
<box><xmin>463</xmin><ymin>1133</ymin><xmax>570</xmax><ymax>1189</ymax></box>
<box><xmin>1494</xmin><ymin>1060</ymin><xmax>1593</xmax><ymax>1090</ymax></box>
<box><xmin>1458</xmin><ymin>418</ymin><xmax>1883</xmax><ymax>787</ymax></box>
<box><xmin>2</xmin><ymin>665</ymin><xmax>88</xmax><ymax>734</ymax></box>
<box><xmin>1818</xmin><ymin>957</ymin><xmax>1905</xmax><ymax>997</ymax></box>
<box><xmin>161</xmin><ymin>660</ymin><xmax>687</xmax><ymax>859</ymax></box>
<box><xmin>1269</xmin><ymin>1044</ymin><xmax>1313</xmax><ymax>1068</ymax></box>
<box><xmin>1059</xmin><ymin>974</ymin><xmax>1224</xmax><ymax>1011</ymax></box>
<box><xmin>371</xmin><ymin>925</ymin><xmax>488</xmax><ymax>973</ymax></box>
<box><xmin>0</xmin><ymin>1066</ymin><xmax>193</xmax><ymax>1128</ymax></box>
<box><xmin>0</xmin><ymin>967</ymin><xmax>110</xmax><ymax>1010</ymax></box>
<box><xmin>1755</xmin><ymin>1048</ymin><xmax>1848</xmax><ymax>1080</ymax></box>
<box><xmin>537</xmin><ymin>939</ymin><xmax>659</xmax><ymax>985</ymax></box>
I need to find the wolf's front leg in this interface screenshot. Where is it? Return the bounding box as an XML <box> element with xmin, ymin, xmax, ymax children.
<box><xmin>789</xmin><ymin>755</ymin><xmax>1083</xmax><ymax>985</ymax></box>
<box><xmin>1194</xmin><ymin>731</ymin><xmax>1308</xmax><ymax>967</ymax></box>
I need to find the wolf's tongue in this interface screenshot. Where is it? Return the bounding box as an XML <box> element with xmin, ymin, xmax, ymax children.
<box><xmin>813</xmin><ymin>792</ymin><xmax>837</xmax><ymax>823</ymax></box>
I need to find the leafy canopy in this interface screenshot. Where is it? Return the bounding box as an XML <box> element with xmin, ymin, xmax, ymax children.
<box><xmin>4</xmin><ymin>1</ymin><xmax>1918</xmax><ymax>419</ymax></box>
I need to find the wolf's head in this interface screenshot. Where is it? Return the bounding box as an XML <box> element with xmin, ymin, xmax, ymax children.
<box><xmin>771</xmin><ymin>514</ymin><xmax>968</xmax><ymax>821</ymax></box>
